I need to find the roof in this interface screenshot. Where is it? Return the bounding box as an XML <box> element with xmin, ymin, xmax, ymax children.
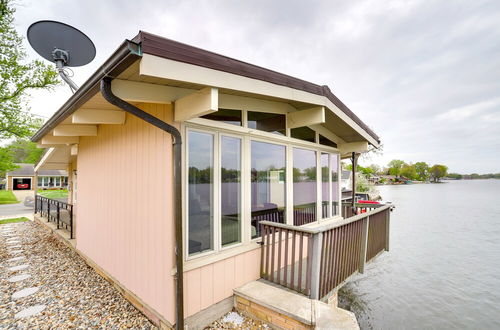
<box><xmin>6</xmin><ymin>164</ymin><xmax>67</xmax><ymax>177</ymax></box>
<box><xmin>135</xmin><ymin>32</ymin><xmax>379</xmax><ymax>143</ymax></box>
<box><xmin>32</xmin><ymin>31</ymin><xmax>379</xmax><ymax>144</ymax></box>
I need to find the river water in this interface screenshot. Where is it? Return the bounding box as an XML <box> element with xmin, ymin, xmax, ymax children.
<box><xmin>339</xmin><ymin>179</ymin><xmax>500</xmax><ymax>330</ymax></box>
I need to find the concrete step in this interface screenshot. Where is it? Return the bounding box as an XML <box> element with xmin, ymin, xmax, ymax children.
<box><xmin>234</xmin><ymin>280</ymin><xmax>359</xmax><ymax>330</ymax></box>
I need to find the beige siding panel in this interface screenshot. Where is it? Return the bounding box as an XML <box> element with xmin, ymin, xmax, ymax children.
<box><xmin>183</xmin><ymin>248</ymin><xmax>261</xmax><ymax>317</ymax></box>
<box><xmin>199</xmin><ymin>265</ymin><xmax>214</xmax><ymax>310</ymax></box>
<box><xmin>76</xmin><ymin>103</ymin><xmax>177</xmax><ymax>324</ymax></box>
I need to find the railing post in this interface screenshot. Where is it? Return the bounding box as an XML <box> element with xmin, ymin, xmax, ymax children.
<box><xmin>359</xmin><ymin>216</ymin><xmax>369</xmax><ymax>274</ymax></box>
<box><xmin>69</xmin><ymin>205</ymin><xmax>74</xmax><ymax>239</ymax></box>
<box><xmin>309</xmin><ymin>232</ymin><xmax>323</xmax><ymax>300</ymax></box>
<box><xmin>57</xmin><ymin>202</ymin><xmax>60</xmax><ymax>229</ymax></box>
<box><xmin>34</xmin><ymin>194</ymin><xmax>38</xmax><ymax>214</ymax></box>
<box><xmin>385</xmin><ymin>209</ymin><xmax>390</xmax><ymax>252</ymax></box>
<box><xmin>47</xmin><ymin>200</ymin><xmax>50</xmax><ymax>222</ymax></box>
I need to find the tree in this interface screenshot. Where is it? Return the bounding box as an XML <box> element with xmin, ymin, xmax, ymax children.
<box><xmin>387</xmin><ymin>159</ymin><xmax>406</xmax><ymax>177</ymax></box>
<box><xmin>368</xmin><ymin>164</ymin><xmax>382</xmax><ymax>175</ymax></box>
<box><xmin>0</xmin><ymin>146</ymin><xmax>16</xmax><ymax>177</ymax></box>
<box><xmin>0</xmin><ymin>0</ymin><xmax>58</xmax><ymax>140</ymax></box>
<box><xmin>414</xmin><ymin>162</ymin><xmax>430</xmax><ymax>181</ymax></box>
<box><xmin>400</xmin><ymin>164</ymin><xmax>417</xmax><ymax>180</ymax></box>
<box><xmin>7</xmin><ymin>139</ymin><xmax>44</xmax><ymax>163</ymax></box>
<box><xmin>430</xmin><ymin>164</ymin><xmax>448</xmax><ymax>182</ymax></box>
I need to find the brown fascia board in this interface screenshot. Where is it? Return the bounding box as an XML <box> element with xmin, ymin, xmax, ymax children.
<box><xmin>135</xmin><ymin>31</ymin><xmax>380</xmax><ymax>144</ymax></box>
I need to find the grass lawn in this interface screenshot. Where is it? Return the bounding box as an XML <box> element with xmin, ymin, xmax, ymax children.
<box><xmin>37</xmin><ymin>189</ymin><xmax>69</xmax><ymax>199</ymax></box>
<box><xmin>0</xmin><ymin>190</ymin><xmax>20</xmax><ymax>204</ymax></box>
<box><xmin>0</xmin><ymin>217</ymin><xmax>29</xmax><ymax>225</ymax></box>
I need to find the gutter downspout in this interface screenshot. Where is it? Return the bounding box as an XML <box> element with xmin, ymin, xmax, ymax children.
<box><xmin>100</xmin><ymin>78</ymin><xmax>184</xmax><ymax>330</ymax></box>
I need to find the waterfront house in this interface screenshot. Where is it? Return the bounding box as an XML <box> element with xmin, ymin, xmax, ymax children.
<box><xmin>32</xmin><ymin>31</ymin><xmax>392</xmax><ymax>329</ymax></box>
<box><xmin>5</xmin><ymin>163</ymin><xmax>67</xmax><ymax>191</ymax></box>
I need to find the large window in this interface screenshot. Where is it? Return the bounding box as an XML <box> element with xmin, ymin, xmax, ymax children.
<box><xmin>186</xmin><ymin>110</ymin><xmax>342</xmax><ymax>258</ymax></box>
<box><xmin>293</xmin><ymin>148</ymin><xmax>317</xmax><ymax>225</ymax></box>
<box><xmin>188</xmin><ymin>131</ymin><xmax>214</xmax><ymax>255</ymax></box>
<box><xmin>251</xmin><ymin>141</ymin><xmax>286</xmax><ymax>238</ymax></box>
<box><xmin>221</xmin><ymin>136</ymin><xmax>242</xmax><ymax>247</ymax></box>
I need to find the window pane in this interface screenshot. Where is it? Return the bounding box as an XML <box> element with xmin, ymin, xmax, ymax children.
<box><xmin>331</xmin><ymin>154</ymin><xmax>339</xmax><ymax>216</ymax></box>
<box><xmin>201</xmin><ymin>109</ymin><xmax>242</xmax><ymax>126</ymax></box>
<box><xmin>291</xmin><ymin>127</ymin><xmax>316</xmax><ymax>143</ymax></box>
<box><xmin>321</xmin><ymin>153</ymin><xmax>330</xmax><ymax>218</ymax></box>
<box><xmin>251</xmin><ymin>141</ymin><xmax>286</xmax><ymax>238</ymax></box>
<box><xmin>248</xmin><ymin>111</ymin><xmax>286</xmax><ymax>135</ymax></box>
<box><xmin>188</xmin><ymin>131</ymin><xmax>214</xmax><ymax>255</ymax></box>
<box><xmin>221</xmin><ymin>136</ymin><xmax>241</xmax><ymax>247</ymax></box>
<box><xmin>293</xmin><ymin>148</ymin><xmax>317</xmax><ymax>225</ymax></box>
<box><xmin>319</xmin><ymin>135</ymin><xmax>337</xmax><ymax>148</ymax></box>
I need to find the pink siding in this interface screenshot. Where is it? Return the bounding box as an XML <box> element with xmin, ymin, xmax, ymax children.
<box><xmin>184</xmin><ymin>248</ymin><xmax>261</xmax><ymax>317</ymax></box>
<box><xmin>76</xmin><ymin>103</ymin><xmax>177</xmax><ymax>324</ymax></box>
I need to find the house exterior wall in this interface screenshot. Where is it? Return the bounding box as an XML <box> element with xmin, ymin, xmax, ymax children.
<box><xmin>184</xmin><ymin>247</ymin><xmax>260</xmax><ymax>317</ymax></box>
<box><xmin>76</xmin><ymin>103</ymin><xmax>177</xmax><ymax>324</ymax></box>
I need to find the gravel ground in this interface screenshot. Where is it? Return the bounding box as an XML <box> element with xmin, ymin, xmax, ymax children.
<box><xmin>0</xmin><ymin>221</ymin><xmax>155</xmax><ymax>329</ymax></box>
<box><xmin>206</xmin><ymin>311</ymin><xmax>270</xmax><ymax>329</ymax></box>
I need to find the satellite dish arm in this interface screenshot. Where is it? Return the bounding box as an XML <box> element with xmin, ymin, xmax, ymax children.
<box><xmin>55</xmin><ymin>60</ymin><xmax>79</xmax><ymax>93</ymax></box>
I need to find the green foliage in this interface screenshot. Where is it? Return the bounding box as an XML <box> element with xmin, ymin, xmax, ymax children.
<box><xmin>7</xmin><ymin>139</ymin><xmax>44</xmax><ymax>163</ymax></box>
<box><xmin>400</xmin><ymin>164</ymin><xmax>417</xmax><ymax>180</ymax></box>
<box><xmin>0</xmin><ymin>146</ymin><xmax>17</xmax><ymax>176</ymax></box>
<box><xmin>0</xmin><ymin>0</ymin><xmax>59</xmax><ymax>140</ymax></box>
<box><xmin>37</xmin><ymin>189</ymin><xmax>68</xmax><ymax>199</ymax></box>
<box><xmin>430</xmin><ymin>164</ymin><xmax>448</xmax><ymax>182</ymax></box>
<box><xmin>0</xmin><ymin>217</ymin><xmax>28</xmax><ymax>224</ymax></box>
<box><xmin>447</xmin><ymin>173</ymin><xmax>463</xmax><ymax>180</ymax></box>
<box><xmin>355</xmin><ymin>173</ymin><xmax>371</xmax><ymax>192</ymax></box>
<box><xmin>414</xmin><ymin>162</ymin><xmax>430</xmax><ymax>181</ymax></box>
<box><xmin>0</xmin><ymin>139</ymin><xmax>44</xmax><ymax>176</ymax></box>
<box><xmin>387</xmin><ymin>159</ymin><xmax>406</xmax><ymax>176</ymax></box>
<box><xmin>0</xmin><ymin>190</ymin><xmax>19</xmax><ymax>204</ymax></box>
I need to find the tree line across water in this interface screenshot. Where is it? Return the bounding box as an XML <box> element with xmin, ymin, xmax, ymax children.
<box><xmin>351</xmin><ymin>159</ymin><xmax>499</xmax><ymax>183</ymax></box>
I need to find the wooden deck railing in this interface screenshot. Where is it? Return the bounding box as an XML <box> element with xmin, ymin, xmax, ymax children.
<box><xmin>260</xmin><ymin>204</ymin><xmax>392</xmax><ymax>301</ymax></box>
<box><xmin>35</xmin><ymin>195</ymin><xmax>74</xmax><ymax>239</ymax></box>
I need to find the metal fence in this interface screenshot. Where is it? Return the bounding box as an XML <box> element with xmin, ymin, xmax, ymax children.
<box><xmin>35</xmin><ymin>195</ymin><xmax>74</xmax><ymax>239</ymax></box>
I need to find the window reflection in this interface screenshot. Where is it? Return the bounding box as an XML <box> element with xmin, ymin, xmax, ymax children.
<box><xmin>202</xmin><ymin>109</ymin><xmax>242</xmax><ymax>126</ymax></box>
<box><xmin>248</xmin><ymin>112</ymin><xmax>286</xmax><ymax>135</ymax></box>
<box><xmin>251</xmin><ymin>141</ymin><xmax>286</xmax><ymax>238</ymax></box>
<box><xmin>293</xmin><ymin>148</ymin><xmax>317</xmax><ymax>225</ymax></box>
<box><xmin>331</xmin><ymin>154</ymin><xmax>339</xmax><ymax>216</ymax></box>
<box><xmin>321</xmin><ymin>153</ymin><xmax>330</xmax><ymax>218</ymax></box>
<box><xmin>188</xmin><ymin>131</ymin><xmax>214</xmax><ymax>255</ymax></box>
<box><xmin>221</xmin><ymin>136</ymin><xmax>241</xmax><ymax>247</ymax></box>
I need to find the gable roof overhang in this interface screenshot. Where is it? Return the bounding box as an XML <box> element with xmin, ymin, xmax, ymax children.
<box><xmin>32</xmin><ymin>31</ymin><xmax>380</xmax><ymax>150</ymax></box>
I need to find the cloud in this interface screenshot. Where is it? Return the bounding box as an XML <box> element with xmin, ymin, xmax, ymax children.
<box><xmin>11</xmin><ymin>0</ymin><xmax>500</xmax><ymax>173</ymax></box>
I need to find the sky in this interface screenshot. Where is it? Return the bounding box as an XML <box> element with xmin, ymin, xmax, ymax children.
<box><xmin>12</xmin><ymin>0</ymin><xmax>500</xmax><ymax>173</ymax></box>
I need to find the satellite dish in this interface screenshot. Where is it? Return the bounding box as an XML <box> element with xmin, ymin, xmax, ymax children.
<box><xmin>27</xmin><ymin>20</ymin><xmax>96</xmax><ymax>93</ymax></box>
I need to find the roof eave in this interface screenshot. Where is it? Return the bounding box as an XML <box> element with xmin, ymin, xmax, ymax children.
<box><xmin>31</xmin><ymin>39</ymin><xmax>142</xmax><ymax>142</ymax></box>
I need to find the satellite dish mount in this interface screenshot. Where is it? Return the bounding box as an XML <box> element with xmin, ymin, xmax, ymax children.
<box><xmin>52</xmin><ymin>48</ymin><xmax>79</xmax><ymax>92</ymax></box>
<box><xmin>27</xmin><ymin>20</ymin><xmax>96</xmax><ymax>94</ymax></box>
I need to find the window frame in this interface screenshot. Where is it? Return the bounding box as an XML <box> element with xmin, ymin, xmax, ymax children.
<box><xmin>183</xmin><ymin>110</ymin><xmax>341</xmax><ymax>262</ymax></box>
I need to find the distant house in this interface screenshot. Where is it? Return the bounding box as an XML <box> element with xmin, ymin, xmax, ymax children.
<box><xmin>5</xmin><ymin>163</ymin><xmax>68</xmax><ymax>191</ymax></box>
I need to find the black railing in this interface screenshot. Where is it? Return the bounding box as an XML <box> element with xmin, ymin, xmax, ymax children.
<box><xmin>35</xmin><ymin>195</ymin><xmax>74</xmax><ymax>239</ymax></box>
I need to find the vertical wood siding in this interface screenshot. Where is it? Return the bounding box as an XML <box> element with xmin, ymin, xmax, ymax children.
<box><xmin>77</xmin><ymin>103</ymin><xmax>177</xmax><ymax>324</ymax></box>
<box><xmin>184</xmin><ymin>248</ymin><xmax>261</xmax><ymax>317</ymax></box>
